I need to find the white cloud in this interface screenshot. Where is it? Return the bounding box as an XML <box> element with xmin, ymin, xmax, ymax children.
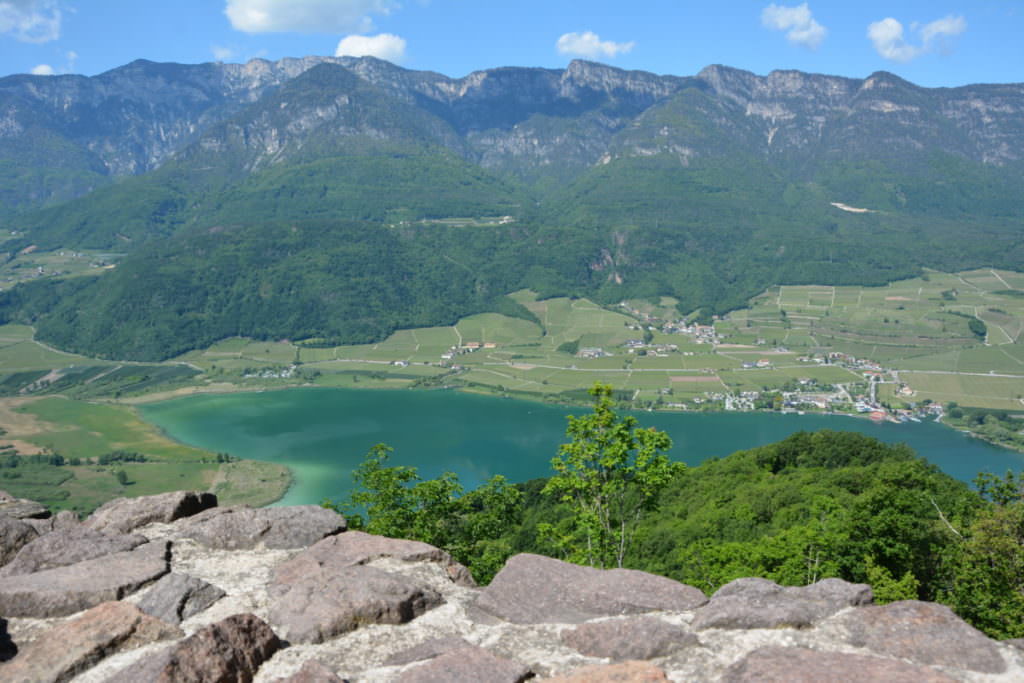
<box><xmin>919</xmin><ymin>14</ymin><xmax>967</xmax><ymax>50</ymax></box>
<box><xmin>0</xmin><ymin>0</ymin><xmax>61</xmax><ymax>43</ymax></box>
<box><xmin>335</xmin><ymin>33</ymin><xmax>405</xmax><ymax>63</ymax></box>
<box><xmin>30</xmin><ymin>63</ymin><xmax>54</xmax><ymax>75</ymax></box>
<box><xmin>225</xmin><ymin>0</ymin><xmax>397</xmax><ymax>34</ymax></box>
<box><xmin>556</xmin><ymin>31</ymin><xmax>635</xmax><ymax>60</ymax></box>
<box><xmin>868</xmin><ymin>14</ymin><xmax>966</xmax><ymax>62</ymax></box>
<box><xmin>761</xmin><ymin>3</ymin><xmax>827</xmax><ymax>50</ymax></box>
<box><xmin>212</xmin><ymin>45</ymin><xmax>235</xmax><ymax>61</ymax></box>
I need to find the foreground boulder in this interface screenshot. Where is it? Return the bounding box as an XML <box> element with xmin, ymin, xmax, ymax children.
<box><xmin>0</xmin><ymin>490</ymin><xmax>49</xmax><ymax>520</ymax></box>
<box><xmin>0</xmin><ymin>601</ymin><xmax>182</xmax><ymax>683</ymax></box>
<box><xmin>2</xmin><ymin>492</ymin><xmax>1022</xmax><ymax>682</ymax></box>
<box><xmin>395</xmin><ymin>645</ymin><xmax>532</xmax><ymax>683</ymax></box>
<box><xmin>0</xmin><ymin>526</ymin><xmax>148</xmax><ymax>576</ymax></box>
<box><xmin>84</xmin><ymin>490</ymin><xmax>217</xmax><ymax>534</ymax></box>
<box><xmin>475</xmin><ymin>553</ymin><xmax>708</xmax><ymax>624</ymax></box>
<box><xmin>0</xmin><ymin>514</ymin><xmax>37</xmax><ymax>567</ymax></box>
<box><xmin>721</xmin><ymin>646</ymin><xmax>958</xmax><ymax>683</ymax></box>
<box><xmin>691</xmin><ymin>577</ymin><xmax>874</xmax><ymax>630</ymax></box>
<box><xmin>0</xmin><ymin>540</ymin><xmax>169</xmax><ymax>617</ymax></box>
<box><xmin>269</xmin><ymin>564</ymin><xmax>443</xmax><ymax>644</ymax></box>
<box><xmin>273</xmin><ymin>530</ymin><xmax>474</xmax><ymax>586</ymax></box>
<box><xmin>107</xmin><ymin>613</ymin><xmax>281</xmax><ymax>682</ymax></box>
<box><xmin>831</xmin><ymin>600</ymin><xmax>1007</xmax><ymax>674</ymax></box>
<box><xmin>136</xmin><ymin>572</ymin><xmax>227</xmax><ymax>625</ymax></box>
<box><xmin>173</xmin><ymin>505</ymin><xmax>346</xmax><ymax>550</ymax></box>
<box><xmin>561</xmin><ymin>616</ymin><xmax>698</xmax><ymax>660</ymax></box>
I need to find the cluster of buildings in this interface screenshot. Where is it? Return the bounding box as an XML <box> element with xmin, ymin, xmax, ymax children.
<box><xmin>441</xmin><ymin>342</ymin><xmax>498</xmax><ymax>362</ymax></box>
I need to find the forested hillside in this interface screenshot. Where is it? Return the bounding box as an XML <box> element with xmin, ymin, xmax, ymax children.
<box><xmin>1</xmin><ymin>57</ymin><xmax>1022</xmax><ymax>359</ymax></box>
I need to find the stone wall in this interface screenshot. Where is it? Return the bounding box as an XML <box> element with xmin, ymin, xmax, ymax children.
<box><xmin>2</xmin><ymin>489</ymin><xmax>1022</xmax><ymax>681</ymax></box>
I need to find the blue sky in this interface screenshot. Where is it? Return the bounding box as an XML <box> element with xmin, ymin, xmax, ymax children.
<box><xmin>1</xmin><ymin>1</ymin><xmax>1021</xmax><ymax>87</ymax></box>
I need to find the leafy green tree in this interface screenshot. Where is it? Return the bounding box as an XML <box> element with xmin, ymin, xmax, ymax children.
<box><xmin>540</xmin><ymin>383</ymin><xmax>683</xmax><ymax>568</ymax></box>
<box><xmin>864</xmin><ymin>555</ymin><xmax>920</xmax><ymax>604</ymax></box>
<box><xmin>942</xmin><ymin>471</ymin><xmax>1024</xmax><ymax>638</ymax></box>
<box><xmin>323</xmin><ymin>443</ymin><xmax>522</xmax><ymax>583</ymax></box>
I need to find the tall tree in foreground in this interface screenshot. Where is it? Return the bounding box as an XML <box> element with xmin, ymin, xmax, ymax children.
<box><xmin>943</xmin><ymin>471</ymin><xmax>1024</xmax><ymax>638</ymax></box>
<box><xmin>541</xmin><ymin>383</ymin><xmax>684</xmax><ymax>568</ymax></box>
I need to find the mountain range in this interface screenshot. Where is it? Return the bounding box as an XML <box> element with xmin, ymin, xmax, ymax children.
<box><xmin>1</xmin><ymin>57</ymin><xmax>1022</xmax><ymax>360</ymax></box>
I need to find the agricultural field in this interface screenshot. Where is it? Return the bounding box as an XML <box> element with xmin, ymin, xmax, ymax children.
<box><xmin>722</xmin><ymin>269</ymin><xmax>1024</xmax><ymax>409</ymax></box>
<box><xmin>0</xmin><ymin>396</ymin><xmax>289</xmax><ymax>513</ymax></box>
<box><xmin>2</xmin><ymin>268</ymin><xmax>1023</xmax><ymax>507</ymax></box>
<box><xmin>0</xmin><ymin>248</ymin><xmax>120</xmax><ymax>292</ymax></box>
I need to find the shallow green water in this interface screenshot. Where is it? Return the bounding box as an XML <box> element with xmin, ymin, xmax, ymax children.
<box><xmin>139</xmin><ymin>387</ymin><xmax>1024</xmax><ymax>506</ymax></box>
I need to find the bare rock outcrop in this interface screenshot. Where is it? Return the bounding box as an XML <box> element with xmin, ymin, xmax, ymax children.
<box><xmin>0</xmin><ymin>540</ymin><xmax>169</xmax><ymax>617</ymax></box>
<box><xmin>172</xmin><ymin>504</ymin><xmax>346</xmax><ymax>550</ymax></box>
<box><xmin>273</xmin><ymin>530</ymin><xmax>474</xmax><ymax>586</ymax></box>
<box><xmin>691</xmin><ymin>576</ymin><xmax>873</xmax><ymax>630</ymax></box>
<box><xmin>721</xmin><ymin>646</ymin><xmax>958</xmax><ymax>683</ymax></box>
<box><xmin>136</xmin><ymin>572</ymin><xmax>227</xmax><ymax>625</ymax></box>
<box><xmin>561</xmin><ymin>616</ymin><xmax>698</xmax><ymax>660</ymax></box>
<box><xmin>2</xmin><ymin>491</ymin><xmax>1021</xmax><ymax>682</ymax></box>
<box><xmin>0</xmin><ymin>601</ymin><xmax>181</xmax><ymax>683</ymax></box>
<box><xmin>0</xmin><ymin>514</ymin><xmax>37</xmax><ymax>567</ymax></box>
<box><xmin>475</xmin><ymin>553</ymin><xmax>708</xmax><ymax>624</ymax></box>
<box><xmin>0</xmin><ymin>490</ymin><xmax>49</xmax><ymax>520</ymax></box>
<box><xmin>0</xmin><ymin>526</ymin><xmax>148</xmax><ymax>576</ymax></box>
<box><xmin>395</xmin><ymin>645</ymin><xmax>532</xmax><ymax>683</ymax></box>
<box><xmin>269</xmin><ymin>564</ymin><xmax>443</xmax><ymax>644</ymax></box>
<box><xmin>84</xmin><ymin>490</ymin><xmax>217</xmax><ymax>534</ymax></box>
<box><xmin>106</xmin><ymin>613</ymin><xmax>281</xmax><ymax>682</ymax></box>
<box><xmin>830</xmin><ymin>600</ymin><xmax>1007</xmax><ymax>674</ymax></box>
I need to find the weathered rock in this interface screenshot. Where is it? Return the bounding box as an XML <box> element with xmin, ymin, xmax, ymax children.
<box><xmin>136</xmin><ymin>572</ymin><xmax>227</xmax><ymax>625</ymax></box>
<box><xmin>385</xmin><ymin>635</ymin><xmax>474</xmax><ymax>666</ymax></box>
<box><xmin>0</xmin><ymin>526</ymin><xmax>148</xmax><ymax>576</ymax></box>
<box><xmin>0</xmin><ymin>601</ymin><xmax>182</xmax><ymax>683</ymax></box>
<box><xmin>0</xmin><ymin>514</ymin><xmax>38</xmax><ymax>567</ymax></box>
<box><xmin>561</xmin><ymin>616</ymin><xmax>698</xmax><ymax>660</ymax></box>
<box><xmin>0</xmin><ymin>616</ymin><xmax>15</xmax><ymax>663</ymax></box>
<box><xmin>475</xmin><ymin>553</ymin><xmax>707</xmax><ymax>624</ymax></box>
<box><xmin>0</xmin><ymin>490</ymin><xmax>49</xmax><ymax>519</ymax></box>
<box><xmin>0</xmin><ymin>540</ymin><xmax>169</xmax><ymax>617</ymax></box>
<box><xmin>84</xmin><ymin>490</ymin><xmax>217</xmax><ymax>534</ymax></box>
<box><xmin>547</xmin><ymin>660</ymin><xmax>669</xmax><ymax>682</ymax></box>
<box><xmin>269</xmin><ymin>564</ymin><xmax>443</xmax><ymax>644</ymax></box>
<box><xmin>273</xmin><ymin>530</ymin><xmax>473</xmax><ymax>587</ymax></box>
<box><xmin>108</xmin><ymin>613</ymin><xmax>281</xmax><ymax>682</ymax></box>
<box><xmin>21</xmin><ymin>509</ymin><xmax>79</xmax><ymax>535</ymax></box>
<box><xmin>396</xmin><ymin>646</ymin><xmax>532</xmax><ymax>683</ymax></box>
<box><xmin>173</xmin><ymin>504</ymin><xmax>345</xmax><ymax>550</ymax></box>
<box><xmin>691</xmin><ymin>577</ymin><xmax>873</xmax><ymax>630</ymax></box>
<box><xmin>832</xmin><ymin>600</ymin><xmax>1007</xmax><ymax>674</ymax></box>
<box><xmin>273</xmin><ymin>659</ymin><xmax>345</xmax><ymax>682</ymax></box>
<box><xmin>721</xmin><ymin>646</ymin><xmax>958</xmax><ymax>682</ymax></box>
<box><xmin>1004</xmin><ymin>638</ymin><xmax>1024</xmax><ymax>651</ymax></box>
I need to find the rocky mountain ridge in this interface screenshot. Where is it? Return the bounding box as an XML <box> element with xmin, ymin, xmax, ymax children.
<box><xmin>3</xmin><ymin>55</ymin><xmax>1022</xmax><ymax>215</ymax></box>
<box><xmin>2</xmin><ymin>488</ymin><xmax>1022</xmax><ymax>681</ymax></box>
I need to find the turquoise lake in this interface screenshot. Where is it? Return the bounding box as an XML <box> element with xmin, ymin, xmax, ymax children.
<box><xmin>139</xmin><ymin>387</ymin><xmax>1024</xmax><ymax>506</ymax></box>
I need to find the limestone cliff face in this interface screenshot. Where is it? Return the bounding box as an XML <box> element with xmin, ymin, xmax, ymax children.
<box><xmin>3</xmin><ymin>56</ymin><xmax>1021</xmax><ymax>213</ymax></box>
<box><xmin>1</xmin><ymin>489</ymin><xmax>1023</xmax><ymax>681</ymax></box>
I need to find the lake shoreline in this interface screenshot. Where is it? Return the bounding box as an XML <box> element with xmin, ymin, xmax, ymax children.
<box><xmin>139</xmin><ymin>386</ymin><xmax>1024</xmax><ymax>507</ymax></box>
<box><xmin>119</xmin><ymin>377</ymin><xmax>1024</xmax><ymax>456</ymax></box>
